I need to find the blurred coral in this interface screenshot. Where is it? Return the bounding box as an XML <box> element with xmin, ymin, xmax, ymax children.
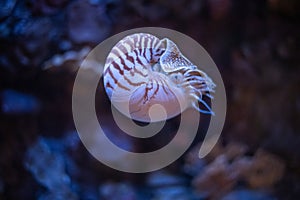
<box><xmin>189</xmin><ymin>141</ymin><xmax>285</xmax><ymax>199</ymax></box>
<box><xmin>243</xmin><ymin>149</ymin><xmax>285</xmax><ymax>189</ymax></box>
<box><xmin>192</xmin><ymin>155</ymin><xmax>237</xmax><ymax>199</ymax></box>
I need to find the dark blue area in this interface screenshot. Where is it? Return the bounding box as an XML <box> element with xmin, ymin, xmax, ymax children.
<box><xmin>1</xmin><ymin>89</ymin><xmax>40</xmax><ymax>114</ymax></box>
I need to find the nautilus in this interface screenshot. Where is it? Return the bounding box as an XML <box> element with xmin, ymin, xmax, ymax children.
<box><xmin>103</xmin><ymin>33</ymin><xmax>216</xmax><ymax>122</ymax></box>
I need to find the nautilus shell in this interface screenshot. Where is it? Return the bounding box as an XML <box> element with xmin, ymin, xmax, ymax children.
<box><xmin>103</xmin><ymin>33</ymin><xmax>216</xmax><ymax>122</ymax></box>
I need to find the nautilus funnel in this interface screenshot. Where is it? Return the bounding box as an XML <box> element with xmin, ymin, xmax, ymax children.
<box><xmin>103</xmin><ymin>33</ymin><xmax>215</xmax><ymax>122</ymax></box>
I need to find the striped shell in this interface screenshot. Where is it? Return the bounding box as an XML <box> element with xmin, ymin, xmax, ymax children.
<box><xmin>103</xmin><ymin>33</ymin><xmax>215</xmax><ymax>122</ymax></box>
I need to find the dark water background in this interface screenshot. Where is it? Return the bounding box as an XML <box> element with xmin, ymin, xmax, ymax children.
<box><xmin>0</xmin><ymin>0</ymin><xmax>299</xmax><ymax>199</ymax></box>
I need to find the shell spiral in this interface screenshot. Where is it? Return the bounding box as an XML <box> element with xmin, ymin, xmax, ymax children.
<box><xmin>103</xmin><ymin>33</ymin><xmax>215</xmax><ymax>122</ymax></box>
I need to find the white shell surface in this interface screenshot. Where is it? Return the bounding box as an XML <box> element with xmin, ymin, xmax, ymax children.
<box><xmin>110</xmin><ymin>71</ymin><xmax>188</xmax><ymax>122</ymax></box>
<box><xmin>103</xmin><ymin>33</ymin><xmax>214</xmax><ymax>122</ymax></box>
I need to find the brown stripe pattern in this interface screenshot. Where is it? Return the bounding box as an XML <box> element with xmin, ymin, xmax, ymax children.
<box><xmin>104</xmin><ymin>33</ymin><xmax>165</xmax><ymax>99</ymax></box>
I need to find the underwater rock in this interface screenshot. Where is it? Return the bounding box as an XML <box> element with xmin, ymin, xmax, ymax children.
<box><xmin>0</xmin><ymin>0</ymin><xmax>17</xmax><ymax>20</ymax></box>
<box><xmin>99</xmin><ymin>182</ymin><xmax>137</xmax><ymax>200</ymax></box>
<box><xmin>24</xmin><ymin>138</ymin><xmax>69</xmax><ymax>189</ymax></box>
<box><xmin>146</xmin><ymin>171</ymin><xmax>198</xmax><ymax>200</ymax></box>
<box><xmin>1</xmin><ymin>90</ymin><xmax>40</xmax><ymax>114</ymax></box>
<box><xmin>27</xmin><ymin>0</ymin><xmax>69</xmax><ymax>15</ymax></box>
<box><xmin>146</xmin><ymin>171</ymin><xmax>186</xmax><ymax>187</ymax></box>
<box><xmin>127</xmin><ymin>0</ymin><xmax>169</xmax><ymax>22</ymax></box>
<box><xmin>0</xmin><ymin>1</ymin><xmax>62</xmax><ymax>70</ymax></box>
<box><xmin>67</xmin><ymin>0</ymin><xmax>111</xmax><ymax>44</ymax></box>
<box><xmin>127</xmin><ymin>0</ymin><xmax>203</xmax><ymax>21</ymax></box>
<box><xmin>24</xmin><ymin>137</ymin><xmax>78</xmax><ymax>199</ymax></box>
<box><xmin>4</xmin><ymin>16</ymin><xmax>54</xmax><ymax>69</ymax></box>
<box><xmin>38</xmin><ymin>191</ymin><xmax>78</xmax><ymax>200</ymax></box>
<box><xmin>221</xmin><ymin>189</ymin><xmax>276</xmax><ymax>200</ymax></box>
<box><xmin>15</xmin><ymin>18</ymin><xmax>53</xmax><ymax>67</ymax></box>
<box><xmin>152</xmin><ymin>185</ymin><xmax>198</xmax><ymax>200</ymax></box>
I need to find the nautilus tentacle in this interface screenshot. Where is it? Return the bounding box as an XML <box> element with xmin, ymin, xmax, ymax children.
<box><xmin>103</xmin><ymin>33</ymin><xmax>216</xmax><ymax>122</ymax></box>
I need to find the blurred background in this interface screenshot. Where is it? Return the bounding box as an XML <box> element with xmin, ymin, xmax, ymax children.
<box><xmin>0</xmin><ymin>0</ymin><xmax>299</xmax><ymax>199</ymax></box>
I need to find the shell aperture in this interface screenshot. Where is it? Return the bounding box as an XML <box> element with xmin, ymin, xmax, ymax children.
<box><xmin>103</xmin><ymin>33</ymin><xmax>215</xmax><ymax>122</ymax></box>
